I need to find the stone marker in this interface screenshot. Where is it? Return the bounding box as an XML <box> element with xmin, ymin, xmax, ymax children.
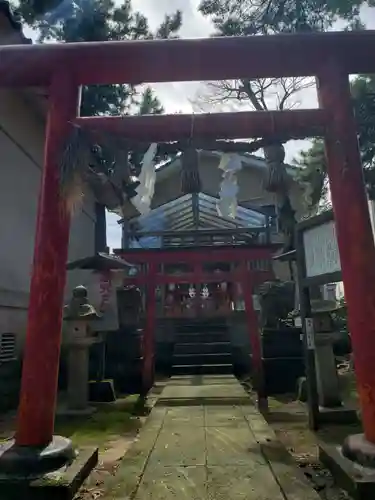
<box><xmin>63</xmin><ymin>286</ymin><xmax>101</xmax><ymax>415</ymax></box>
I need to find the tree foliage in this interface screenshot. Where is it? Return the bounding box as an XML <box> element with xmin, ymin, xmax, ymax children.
<box><xmin>198</xmin><ymin>0</ymin><xmax>375</xmax><ymax>215</ymax></box>
<box><xmin>296</xmin><ymin>75</ymin><xmax>375</xmax><ymax>208</ymax></box>
<box><xmin>199</xmin><ymin>0</ymin><xmax>369</xmax><ymax>35</ymax></box>
<box><xmin>12</xmin><ymin>0</ymin><xmax>182</xmax><ymax>210</ymax></box>
<box><xmin>16</xmin><ymin>0</ymin><xmax>182</xmax><ymax>116</ymax></box>
<box><xmin>197</xmin><ymin>0</ymin><xmax>370</xmax><ymax>115</ymax></box>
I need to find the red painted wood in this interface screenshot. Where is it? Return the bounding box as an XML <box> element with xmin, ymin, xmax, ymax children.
<box><xmin>116</xmin><ymin>246</ymin><xmax>275</xmax><ymax>264</ymax></box>
<box><xmin>142</xmin><ymin>264</ymin><xmax>157</xmax><ymax>392</ymax></box>
<box><xmin>241</xmin><ymin>268</ymin><xmax>264</xmax><ymax>398</ymax></box>
<box><xmin>123</xmin><ymin>271</ymin><xmax>273</xmax><ymax>286</ymax></box>
<box><xmin>75</xmin><ymin>110</ymin><xmax>327</xmax><ymax>142</ymax></box>
<box><xmin>2</xmin><ymin>31</ymin><xmax>375</xmax><ymax>86</ymax></box>
<box><xmin>317</xmin><ymin>68</ymin><xmax>375</xmax><ymax>443</ymax></box>
<box><xmin>15</xmin><ymin>73</ymin><xmax>81</xmax><ymax>446</ymax></box>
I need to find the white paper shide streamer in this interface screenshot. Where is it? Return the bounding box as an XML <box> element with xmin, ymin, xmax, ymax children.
<box><xmin>217</xmin><ymin>154</ymin><xmax>242</xmax><ymax>219</ymax></box>
<box><xmin>131</xmin><ymin>143</ymin><xmax>158</xmax><ymax>215</ymax></box>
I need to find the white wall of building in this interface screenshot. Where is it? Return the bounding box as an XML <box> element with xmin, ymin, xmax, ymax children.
<box><xmin>0</xmin><ymin>89</ymin><xmax>96</xmax><ymax>349</ymax></box>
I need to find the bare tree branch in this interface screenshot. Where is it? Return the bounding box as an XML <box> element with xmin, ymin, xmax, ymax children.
<box><xmin>192</xmin><ymin>77</ymin><xmax>315</xmax><ymax>114</ymax></box>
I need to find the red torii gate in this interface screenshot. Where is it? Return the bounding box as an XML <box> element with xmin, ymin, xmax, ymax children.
<box><xmin>114</xmin><ymin>246</ymin><xmax>275</xmax><ymax>393</ymax></box>
<box><xmin>1</xmin><ymin>31</ymin><xmax>375</xmax><ymax>469</ymax></box>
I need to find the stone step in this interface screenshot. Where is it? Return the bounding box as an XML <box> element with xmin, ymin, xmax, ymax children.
<box><xmin>174</xmin><ymin>322</ymin><xmax>228</xmax><ymax>334</ymax></box>
<box><xmin>173</xmin><ymin>352</ymin><xmax>232</xmax><ymax>366</ymax></box>
<box><xmin>174</xmin><ymin>342</ymin><xmax>231</xmax><ymax>355</ymax></box>
<box><xmin>172</xmin><ymin>363</ymin><xmax>233</xmax><ymax>375</ymax></box>
<box><xmin>175</xmin><ymin>331</ymin><xmax>230</xmax><ymax>343</ymax></box>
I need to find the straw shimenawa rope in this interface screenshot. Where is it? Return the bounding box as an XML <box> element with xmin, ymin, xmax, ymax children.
<box><xmin>181</xmin><ymin>146</ymin><xmax>202</xmax><ymax>194</ymax></box>
<box><xmin>263</xmin><ymin>143</ymin><xmax>288</xmax><ymax>194</ymax></box>
<box><xmin>180</xmin><ymin>113</ymin><xmax>202</xmax><ymax>194</ymax></box>
<box><xmin>58</xmin><ymin>124</ymin><xmax>92</xmax><ymax>214</ymax></box>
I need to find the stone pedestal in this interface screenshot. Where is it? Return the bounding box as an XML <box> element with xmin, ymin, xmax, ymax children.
<box><xmin>314</xmin><ymin>333</ymin><xmax>342</xmax><ymax>408</ymax></box>
<box><xmin>64</xmin><ymin>329</ymin><xmax>100</xmax><ymax>416</ymax></box>
<box><xmin>62</xmin><ymin>286</ymin><xmax>101</xmax><ymax>416</ymax></box>
<box><xmin>67</xmin><ymin>342</ymin><xmax>91</xmax><ymax>413</ymax></box>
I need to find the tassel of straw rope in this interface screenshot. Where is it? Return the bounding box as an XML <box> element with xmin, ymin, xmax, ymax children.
<box><xmin>58</xmin><ymin>124</ymin><xmax>92</xmax><ymax>214</ymax></box>
<box><xmin>263</xmin><ymin>143</ymin><xmax>288</xmax><ymax>193</ymax></box>
<box><xmin>181</xmin><ymin>147</ymin><xmax>201</xmax><ymax>194</ymax></box>
<box><xmin>181</xmin><ymin>113</ymin><xmax>201</xmax><ymax>194</ymax></box>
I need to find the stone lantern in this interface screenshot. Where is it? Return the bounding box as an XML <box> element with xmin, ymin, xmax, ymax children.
<box><xmin>311</xmin><ymin>299</ymin><xmax>342</xmax><ymax>409</ymax></box>
<box><xmin>63</xmin><ymin>285</ymin><xmax>101</xmax><ymax>415</ymax></box>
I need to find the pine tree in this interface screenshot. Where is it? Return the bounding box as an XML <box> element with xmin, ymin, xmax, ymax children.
<box><xmin>199</xmin><ymin>0</ymin><xmax>369</xmax><ymax>35</ymax></box>
<box><xmin>296</xmin><ymin>75</ymin><xmax>375</xmax><ymax>208</ymax></box>
<box><xmin>16</xmin><ymin>0</ymin><xmax>182</xmax><ymax>116</ymax></box>
<box><xmin>13</xmin><ymin>0</ymin><xmax>182</xmax><ymax>215</ymax></box>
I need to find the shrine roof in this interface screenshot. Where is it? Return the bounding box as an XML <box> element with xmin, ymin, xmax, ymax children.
<box><xmin>125</xmin><ymin>192</ymin><xmax>270</xmax><ymax>249</ymax></box>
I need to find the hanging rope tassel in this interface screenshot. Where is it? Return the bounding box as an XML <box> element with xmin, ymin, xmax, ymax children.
<box><xmin>263</xmin><ymin>143</ymin><xmax>288</xmax><ymax>193</ymax></box>
<box><xmin>58</xmin><ymin>124</ymin><xmax>91</xmax><ymax>214</ymax></box>
<box><xmin>181</xmin><ymin>147</ymin><xmax>201</xmax><ymax>194</ymax></box>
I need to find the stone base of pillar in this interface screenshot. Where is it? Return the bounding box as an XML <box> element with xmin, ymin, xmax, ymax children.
<box><xmin>343</xmin><ymin>434</ymin><xmax>375</xmax><ymax>468</ymax></box>
<box><xmin>320</xmin><ymin>440</ymin><xmax>375</xmax><ymax>500</ymax></box>
<box><xmin>0</xmin><ymin>436</ymin><xmax>74</xmax><ymax>480</ymax></box>
<box><xmin>318</xmin><ymin>406</ymin><xmax>358</xmax><ymax>425</ymax></box>
<box><xmin>0</xmin><ymin>445</ymin><xmax>98</xmax><ymax>500</ymax></box>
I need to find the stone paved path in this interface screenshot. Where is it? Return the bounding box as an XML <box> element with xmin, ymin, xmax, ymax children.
<box><xmin>105</xmin><ymin>375</ymin><xmax>321</xmax><ymax>499</ymax></box>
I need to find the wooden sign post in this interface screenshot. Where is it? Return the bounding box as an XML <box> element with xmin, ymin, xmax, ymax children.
<box><xmin>296</xmin><ymin>210</ymin><xmax>342</xmax><ymax>430</ymax></box>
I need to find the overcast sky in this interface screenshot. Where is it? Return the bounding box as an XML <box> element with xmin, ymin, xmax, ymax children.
<box><xmin>23</xmin><ymin>1</ymin><xmax>375</xmax><ymax>249</ymax></box>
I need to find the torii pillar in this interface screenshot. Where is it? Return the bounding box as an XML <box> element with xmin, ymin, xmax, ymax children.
<box><xmin>0</xmin><ymin>71</ymin><xmax>82</xmax><ymax>477</ymax></box>
<box><xmin>318</xmin><ymin>65</ymin><xmax>375</xmax><ymax>466</ymax></box>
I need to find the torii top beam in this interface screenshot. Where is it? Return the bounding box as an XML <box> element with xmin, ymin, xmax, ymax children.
<box><xmin>1</xmin><ymin>30</ymin><xmax>375</xmax><ymax>87</ymax></box>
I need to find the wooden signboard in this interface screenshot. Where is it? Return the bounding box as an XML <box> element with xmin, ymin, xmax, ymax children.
<box><xmin>299</xmin><ymin>211</ymin><xmax>342</xmax><ymax>285</ymax></box>
<box><xmin>295</xmin><ymin>210</ymin><xmax>342</xmax><ymax>430</ymax></box>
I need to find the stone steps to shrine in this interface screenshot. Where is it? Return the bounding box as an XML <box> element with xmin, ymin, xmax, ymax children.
<box><xmin>174</xmin><ymin>342</ymin><xmax>231</xmax><ymax>355</ymax></box>
<box><xmin>172</xmin><ymin>318</ymin><xmax>233</xmax><ymax>376</ymax></box>
<box><xmin>172</xmin><ymin>363</ymin><xmax>233</xmax><ymax>375</ymax></box>
<box><xmin>172</xmin><ymin>320</ymin><xmax>228</xmax><ymax>334</ymax></box>
<box><xmin>173</xmin><ymin>352</ymin><xmax>232</xmax><ymax>366</ymax></box>
<box><xmin>175</xmin><ymin>331</ymin><xmax>229</xmax><ymax>344</ymax></box>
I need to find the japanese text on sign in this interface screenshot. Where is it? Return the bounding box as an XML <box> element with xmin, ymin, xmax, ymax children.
<box><xmin>303</xmin><ymin>220</ymin><xmax>341</xmax><ymax>277</ymax></box>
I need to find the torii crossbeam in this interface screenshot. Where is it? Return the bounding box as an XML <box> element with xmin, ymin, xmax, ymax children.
<box><xmin>1</xmin><ymin>31</ymin><xmax>375</xmax><ymax>481</ymax></box>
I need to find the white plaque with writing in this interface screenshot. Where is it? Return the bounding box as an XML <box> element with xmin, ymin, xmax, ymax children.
<box><xmin>304</xmin><ymin>317</ymin><xmax>315</xmax><ymax>350</ymax></box>
<box><xmin>303</xmin><ymin>220</ymin><xmax>341</xmax><ymax>278</ymax></box>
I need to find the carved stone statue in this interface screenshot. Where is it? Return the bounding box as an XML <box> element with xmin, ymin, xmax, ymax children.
<box><xmin>64</xmin><ymin>285</ymin><xmax>100</xmax><ymax>320</ymax></box>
